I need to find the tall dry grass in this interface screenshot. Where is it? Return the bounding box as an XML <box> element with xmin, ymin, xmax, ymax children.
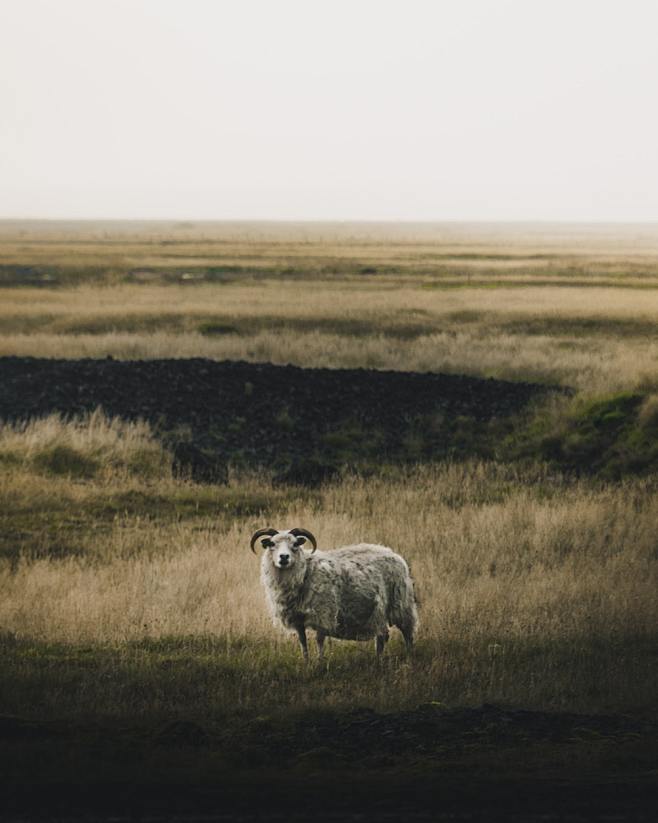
<box><xmin>0</xmin><ymin>416</ymin><xmax>656</xmax><ymax>716</ymax></box>
<box><xmin>3</xmin><ymin>469</ymin><xmax>656</xmax><ymax>647</ymax></box>
<box><xmin>0</xmin><ymin>409</ymin><xmax>170</xmax><ymax>480</ymax></box>
<box><xmin>4</xmin><ymin>462</ymin><xmax>657</xmax><ymax>643</ymax></box>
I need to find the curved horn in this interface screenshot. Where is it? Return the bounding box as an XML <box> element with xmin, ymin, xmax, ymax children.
<box><xmin>289</xmin><ymin>528</ymin><xmax>317</xmax><ymax>553</ymax></box>
<box><xmin>250</xmin><ymin>527</ymin><xmax>278</xmax><ymax>554</ymax></box>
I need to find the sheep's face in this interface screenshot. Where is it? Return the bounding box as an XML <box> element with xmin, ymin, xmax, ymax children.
<box><xmin>260</xmin><ymin>530</ymin><xmax>308</xmax><ymax>570</ymax></box>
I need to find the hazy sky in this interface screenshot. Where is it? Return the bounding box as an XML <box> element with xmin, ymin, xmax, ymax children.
<box><xmin>1</xmin><ymin>0</ymin><xmax>657</xmax><ymax>221</ymax></box>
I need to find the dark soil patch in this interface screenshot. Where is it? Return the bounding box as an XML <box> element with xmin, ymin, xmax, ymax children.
<box><xmin>0</xmin><ymin>358</ymin><xmax>553</xmax><ymax>480</ymax></box>
<box><xmin>238</xmin><ymin>702</ymin><xmax>656</xmax><ymax>761</ymax></box>
<box><xmin>1</xmin><ymin>704</ymin><xmax>656</xmax><ymax>820</ymax></box>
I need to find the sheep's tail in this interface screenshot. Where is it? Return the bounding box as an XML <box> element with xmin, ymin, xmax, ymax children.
<box><xmin>388</xmin><ymin>562</ymin><xmax>419</xmax><ymax>649</ymax></box>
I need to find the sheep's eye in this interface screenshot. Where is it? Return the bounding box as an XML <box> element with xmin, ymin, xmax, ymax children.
<box><xmin>261</xmin><ymin>538</ymin><xmax>274</xmax><ymax>549</ymax></box>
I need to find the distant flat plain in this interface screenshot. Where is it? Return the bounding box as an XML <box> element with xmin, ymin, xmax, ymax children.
<box><xmin>2</xmin><ymin>220</ymin><xmax>658</xmax><ymax>391</ymax></box>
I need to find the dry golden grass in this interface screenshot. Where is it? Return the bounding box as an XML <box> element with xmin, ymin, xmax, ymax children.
<box><xmin>3</xmin><ymin>221</ymin><xmax>658</xmax><ymax>392</ymax></box>
<box><xmin>4</xmin><ymin>468</ymin><xmax>656</xmax><ymax>648</ymax></box>
<box><xmin>0</xmin><ymin>415</ymin><xmax>656</xmax><ymax>715</ymax></box>
<box><xmin>2</xmin><ymin>281</ymin><xmax>658</xmax><ymax>391</ymax></box>
<box><xmin>0</xmin><ymin>409</ymin><xmax>170</xmax><ymax>481</ymax></box>
<box><xmin>2</xmin><ymin>225</ymin><xmax>658</xmax><ymax>718</ymax></box>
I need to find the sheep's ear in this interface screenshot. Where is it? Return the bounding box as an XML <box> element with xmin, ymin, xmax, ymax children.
<box><xmin>261</xmin><ymin>538</ymin><xmax>274</xmax><ymax>549</ymax></box>
<box><xmin>294</xmin><ymin>536</ymin><xmax>307</xmax><ymax>547</ymax></box>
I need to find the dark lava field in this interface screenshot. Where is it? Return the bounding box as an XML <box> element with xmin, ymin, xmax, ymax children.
<box><xmin>0</xmin><ymin>356</ymin><xmax>550</xmax><ymax>480</ymax></box>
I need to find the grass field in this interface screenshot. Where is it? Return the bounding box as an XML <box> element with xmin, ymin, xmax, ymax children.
<box><xmin>3</xmin><ymin>222</ymin><xmax>658</xmax><ymax>393</ymax></box>
<box><xmin>1</xmin><ymin>222</ymin><xmax>658</xmax><ymax>815</ymax></box>
<box><xmin>1</xmin><ymin>414</ymin><xmax>657</xmax><ymax>720</ymax></box>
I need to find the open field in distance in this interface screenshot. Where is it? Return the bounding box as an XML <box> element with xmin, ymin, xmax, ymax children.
<box><xmin>3</xmin><ymin>221</ymin><xmax>658</xmax><ymax>393</ymax></box>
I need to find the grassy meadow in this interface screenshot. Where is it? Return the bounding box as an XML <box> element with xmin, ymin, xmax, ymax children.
<box><xmin>3</xmin><ymin>222</ymin><xmax>658</xmax><ymax>394</ymax></box>
<box><xmin>1</xmin><ymin>414</ymin><xmax>657</xmax><ymax>722</ymax></box>
<box><xmin>1</xmin><ymin>221</ymin><xmax>658</xmax><ymax>732</ymax></box>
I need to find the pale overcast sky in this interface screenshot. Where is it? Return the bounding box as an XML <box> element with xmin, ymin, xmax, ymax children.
<box><xmin>1</xmin><ymin>0</ymin><xmax>657</xmax><ymax>221</ymax></box>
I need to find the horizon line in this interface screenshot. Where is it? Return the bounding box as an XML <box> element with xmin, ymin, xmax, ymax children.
<box><xmin>2</xmin><ymin>216</ymin><xmax>658</xmax><ymax>226</ymax></box>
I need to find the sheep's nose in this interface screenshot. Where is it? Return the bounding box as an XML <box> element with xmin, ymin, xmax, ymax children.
<box><xmin>279</xmin><ymin>554</ymin><xmax>290</xmax><ymax>565</ymax></box>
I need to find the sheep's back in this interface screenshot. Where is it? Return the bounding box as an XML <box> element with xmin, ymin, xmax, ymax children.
<box><xmin>315</xmin><ymin>544</ymin><xmax>410</xmax><ymax>580</ymax></box>
<box><xmin>306</xmin><ymin>544</ymin><xmax>410</xmax><ymax>638</ymax></box>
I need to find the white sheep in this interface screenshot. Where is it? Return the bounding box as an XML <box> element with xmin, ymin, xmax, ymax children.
<box><xmin>250</xmin><ymin>527</ymin><xmax>419</xmax><ymax>659</ymax></box>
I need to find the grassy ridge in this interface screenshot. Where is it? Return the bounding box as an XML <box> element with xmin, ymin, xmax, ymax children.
<box><xmin>513</xmin><ymin>391</ymin><xmax>658</xmax><ymax>478</ymax></box>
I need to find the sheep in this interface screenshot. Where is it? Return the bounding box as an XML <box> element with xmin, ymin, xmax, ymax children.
<box><xmin>250</xmin><ymin>527</ymin><xmax>418</xmax><ymax>660</ymax></box>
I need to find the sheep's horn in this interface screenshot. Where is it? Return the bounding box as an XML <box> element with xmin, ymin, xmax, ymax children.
<box><xmin>289</xmin><ymin>528</ymin><xmax>317</xmax><ymax>553</ymax></box>
<box><xmin>250</xmin><ymin>528</ymin><xmax>278</xmax><ymax>553</ymax></box>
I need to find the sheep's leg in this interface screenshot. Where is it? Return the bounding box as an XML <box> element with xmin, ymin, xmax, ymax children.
<box><xmin>295</xmin><ymin>626</ymin><xmax>309</xmax><ymax>661</ymax></box>
<box><xmin>400</xmin><ymin>623</ymin><xmax>415</xmax><ymax>652</ymax></box>
<box><xmin>316</xmin><ymin>631</ymin><xmax>326</xmax><ymax>660</ymax></box>
<box><xmin>375</xmin><ymin>628</ymin><xmax>390</xmax><ymax>657</ymax></box>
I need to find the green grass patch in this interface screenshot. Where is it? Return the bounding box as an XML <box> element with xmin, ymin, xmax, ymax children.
<box><xmin>1</xmin><ymin>632</ymin><xmax>656</xmax><ymax>721</ymax></box>
<box><xmin>510</xmin><ymin>392</ymin><xmax>658</xmax><ymax>478</ymax></box>
<box><xmin>0</xmin><ymin>480</ymin><xmax>297</xmax><ymax>562</ymax></box>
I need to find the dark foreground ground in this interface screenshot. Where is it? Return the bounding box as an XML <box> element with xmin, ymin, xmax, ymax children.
<box><xmin>1</xmin><ymin>703</ymin><xmax>657</xmax><ymax>821</ymax></box>
<box><xmin>0</xmin><ymin>356</ymin><xmax>551</xmax><ymax>481</ymax></box>
<box><xmin>0</xmin><ymin>704</ymin><xmax>658</xmax><ymax>821</ymax></box>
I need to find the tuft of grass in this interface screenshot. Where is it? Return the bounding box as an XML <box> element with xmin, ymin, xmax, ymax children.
<box><xmin>0</xmin><ymin>410</ymin><xmax>171</xmax><ymax>480</ymax></box>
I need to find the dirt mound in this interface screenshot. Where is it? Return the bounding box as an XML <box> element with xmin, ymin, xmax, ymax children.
<box><xmin>0</xmin><ymin>357</ymin><xmax>551</xmax><ymax>478</ymax></box>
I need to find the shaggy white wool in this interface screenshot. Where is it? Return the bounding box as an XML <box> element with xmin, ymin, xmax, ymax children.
<box><xmin>258</xmin><ymin>531</ymin><xmax>418</xmax><ymax>655</ymax></box>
